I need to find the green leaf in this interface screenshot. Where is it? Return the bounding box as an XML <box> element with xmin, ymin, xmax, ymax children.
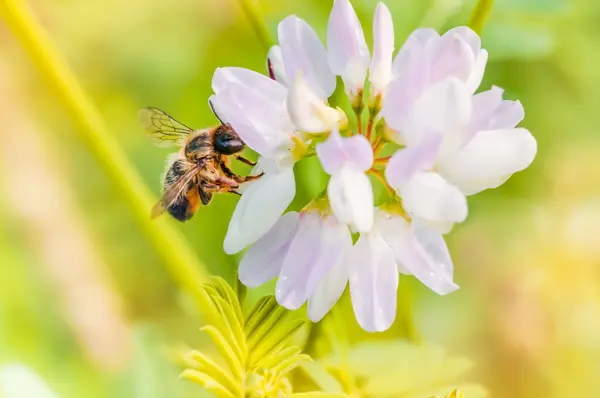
<box><xmin>271</xmin><ymin>353</ymin><xmax>311</xmax><ymax>376</ymax></box>
<box><xmin>210</xmin><ymin>295</ymin><xmax>246</xmax><ymax>363</ymax></box>
<box><xmin>200</xmin><ymin>326</ymin><xmax>244</xmax><ymax>381</ymax></box>
<box><xmin>185</xmin><ymin>350</ymin><xmax>241</xmax><ymax>396</ymax></box>
<box><xmin>248</xmin><ymin>319</ymin><xmax>305</xmax><ymax>368</ymax></box>
<box><xmin>180</xmin><ymin>369</ymin><xmax>235</xmax><ymax>398</ymax></box>
<box><xmin>255</xmin><ymin>346</ymin><xmax>302</xmax><ymax>370</ymax></box>
<box><xmin>244</xmin><ymin>296</ymin><xmax>278</xmax><ymax>338</ymax></box>
<box><xmin>210</xmin><ymin>277</ymin><xmax>244</xmax><ymax>326</ymax></box>
<box><xmin>247</xmin><ymin>301</ymin><xmax>287</xmax><ymax>350</ymax></box>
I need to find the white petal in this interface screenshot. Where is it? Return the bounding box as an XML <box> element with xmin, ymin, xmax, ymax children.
<box><xmin>392</xmin><ymin>28</ymin><xmax>439</xmax><ymax>77</ymax></box>
<box><xmin>238</xmin><ymin>212</ymin><xmax>299</xmax><ymax>288</ymax></box>
<box><xmin>287</xmin><ymin>74</ymin><xmax>342</xmax><ymax>133</ymax></box>
<box><xmin>409</xmin><ymin>78</ymin><xmax>472</xmax><ymax>145</ymax></box>
<box><xmin>375</xmin><ymin>211</ymin><xmax>458</xmax><ymax>294</ymax></box>
<box><xmin>328</xmin><ymin>167</ymin><xmax>374</xmax><ymax>233</ymax></box>
<box><xmin>213</xmin><ymin>85</ymin><xmax>294</xmax><ymax>157</ymax></box>
<box><xmin>465</xmin><ymin>49</ymin><xmax>488</xmax><ymax>94</ymax></box>
<box><xmin>327</xmin><ymin>0</ymin><xmax>370</xmax><ymax>91</ymax></box>
<box><xmin>279</xmin><ymin>16</ymin><xmax>336</xmax><ymax>99</ymax></box>
<box><xmin>467</xmin><ymin>86</ymin><xmax>524</xmax><ymax>140</ymax></box>
<box><xmin>444</xmin><ymin>26</ymin><xmax>481</xmax><ymax>54</ymax></box>
<box><xmin>439</xmin><ymin>127</ymin><xmax>537</xmax><ymax>195</ymax></box>
<box><xmin>385</xmin><ymin>133</ymin><xmax>442</xmax><ymax>188</ymax></box>
<box><xmin>401</xmin><ymin>171</ymin><xmax>468</xmax><ymax>227</ymax></box>
<box><xmin>0</xmin><ymin>364</ymin><xmax>58</xmax><ymax>398</ymax></box>
<box><xmin>306</xmin><ymin>216</ymin><xmax>352</xmax><ymax>299</ymax></box>
<box><xmin>267</xmin><ymin>45</ymin><xmax>289</xmax><ymax>86</ymax></box>
<box><xmin>316</xmin><ymin>128</ymin><xmax>373</xmax><ymax>174</ymax></box>
<box><xmin>307</xmin><ymin>248</ymin><xmax>350</xmax><ymax>322</ymax></box>
<box><xmin>276</xmin><ymin>212</ymin><xmax>322</xmax><ymax>309</ymax></box>
<box><xmin>369</xmin><ymin>2</ymin><xmax>394</xmax><ymax>94</ymax></box>
<box><xmin>212</xmin><ymin>67</ymin><xmax>287</xmax><ymax>104</ymax></box>
<box><xmin>430</xmin><ymin>30</ymin><xmax>475</xmax><ymax>83</ymax></box>
<box><xmin>224</xmin><ymin>169</ymin><xmax>295</xmax><ymax>254</ymax></box>
<box><xmin>349</xmin><ymin>234</ymin><xmax>398</xmax><ymax>332</ymax></box>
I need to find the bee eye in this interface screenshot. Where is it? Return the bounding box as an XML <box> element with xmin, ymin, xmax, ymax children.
<box><xmin>215</xmin><ymin>132</ymin><xmax>244</xmax><ymax>155</ymax></box>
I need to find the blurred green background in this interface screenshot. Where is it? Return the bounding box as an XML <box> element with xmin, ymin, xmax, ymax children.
<box><xmin>1</xmin><ymin>0</ymin><xmax>599</xmax><ymax>396</ymax></box>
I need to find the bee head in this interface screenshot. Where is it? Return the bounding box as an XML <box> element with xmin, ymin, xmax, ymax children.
<box><xmin>214</xmin><ymin>125</ymin><xmax>245</xmax><ymax>155</ymax></box>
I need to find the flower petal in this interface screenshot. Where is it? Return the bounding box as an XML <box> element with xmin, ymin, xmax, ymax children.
<box><xmin>306</xmin><ymin>216</ymin><xmax>352</xmax><ymax>299</ymax></box>
<box><xmin>212</xmin><ymin>67</ymin><xmax>287</xmax><ymax>104</ymax></box>
<box><xmin>224</xmin><ymin>168</ymin><xmax>295</xmax><ymax>254</ymax></box>
<box><xmin>439</xmin><ymin>127</ymin><xmax>537</xmax><ymax>195</ymax></box>
<box><xmin>327</xmin><ymin>0</ymin><xmax>370</xmax><ymax>92</ymax></box>
<box><xmin>392</xmin><ymin>28</ymin><xmax>439</xmax><ymax>77</ymax></box>
<box><xmin>369</xmin><ymin>2</ymin><xmax>394</xmax><ymax>94</ymax></box>
<box><xmin>409</xmin><ymin>78</ymin><xmax>472</xmax><ymax>145</ymax></box>
<box><xmin>328</xmin><ymin>167</ymin><xmax>374</xmax><ymax>233</ymax></box>
<box><xmin>213</xmin><ymin>84</ymin><xmax>294</xmax><ymax>157</ymax></box>
<box><xmin>465</xmin><ymin>49</ymin><xmax>488</xmax><ymax>94</ymax></box>
<box><xmin>375</xmin><ymin>211</ymin><xmax>458</xmax><ymax>294</ymax></box>
<box><xmin>287</xmin><ymin>74</ymin><xmax>343</xmax><ymax>133</ymax></box>
<box><xmin>267</xmin><ymin>45</ymin><xmax>289</xmax><ymax>86</ymax></box>
<box><xmin>445</xmin><ymin>26</ymin><xmax>481</xmax><ymax>54</ymax></box>
<box><xmin>430</xmin><ymin>30</ymin><xmax>475</xmax><ymax>83</ymax></box>
<box><xmin>349</xmin><ymin>234</ymin><xmax>398</xmax><ymax>332</ymax></box>
<box><xmin>307</xmin><ymin>248</ymin><xmax>350</xmax><ymax>322</ymax></box>
<box><xmin>316</xmin><ymin>128</ymin><xmax>373</xmax><ymax>174</ymax></box>
<box><xmin>276</xmin><ymin>212</ymin><xmax>322</xmax><ymax>309</ymax></box>
<box><xmin>467</xmin><ymin>86</ymin><xmax>524</xmax><ymax>140</ymax></box>
<box><xmin>385</xmin><ymin>133</ymin><xmax>442</xmax><ymax>187</ymax></box>
<box><xmin>383</xmin><ymin>31</ymin><xmax>432</xmax><ymax>138</ymax></box>
<box><xmin>401</xmin><ymin>171</ymin><xmax>468</xmax><ymax>227</ymax></box>
<box><xmin>279</xmin><ymin>16</ymin><xmax>336</xmax><ymax>98</ymax></box>
<box><xmin>238</xmin><ymin>212</ymin><xmax>300</xmax><ymax>288</ymax></box>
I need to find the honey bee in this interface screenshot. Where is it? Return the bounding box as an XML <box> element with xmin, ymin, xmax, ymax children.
<box><xmin>139</xmin><ymin>105</ymin><xmax>262</xmax><ymax>222</ymax></box>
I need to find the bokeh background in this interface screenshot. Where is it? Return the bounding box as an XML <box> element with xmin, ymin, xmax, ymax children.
<box><xmin>1</xmin><ymin>0</ymin><xmax>599</xmax><ymax>396</ymax></box>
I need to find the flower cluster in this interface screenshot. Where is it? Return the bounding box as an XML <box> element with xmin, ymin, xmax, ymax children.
<box><xmin>211</xmin><ymin>0</ymin><xmax>536</xmax><ymax>332</ymax></box>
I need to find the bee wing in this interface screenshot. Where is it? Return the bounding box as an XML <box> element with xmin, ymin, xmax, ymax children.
<box><xmin>151</xmin><ymin>165</ymin><xmax>200</xmax><ymax>219</ymax></box>
<box><xmin>139</xmin><ymin>107</ymin><xmax>194</xmax><ymax>147</ymax></box>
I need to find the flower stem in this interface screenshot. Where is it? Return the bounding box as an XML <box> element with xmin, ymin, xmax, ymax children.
<box><xmin>0</xmin><ymin>0</ymin><xmax>211</xmax><ymax>308</ymax></box>
<box><xmin>468</xmin><ymin>0</ymin><xmax>494</xmax><ymax>34</ymax></box>
<box><xmin>368</xmin><ymin>169</ymin><xmax>395</xmax><ymax>197</ymax></box>
<box><xmin>238</xmin><ymin>0</ymin><xmax>274</xmax><ymax>52</ymax></box>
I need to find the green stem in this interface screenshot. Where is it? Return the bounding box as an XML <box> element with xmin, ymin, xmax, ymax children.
<box><xmin>238</xmin><ymin>0</ymin><xmax>274</xmax><ymax>52</ymax></box>
<box><xmin>468</xmin><ymin>0</ymin><xmax>494</xmax><ymax>34</ymax></box>
<box><xmin>0</xmin><ymin>0</ymin><xmax>210</xmax><ymax>309</ymax></box>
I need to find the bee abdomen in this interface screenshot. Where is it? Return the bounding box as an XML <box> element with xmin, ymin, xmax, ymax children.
<box><xmin>167</xmin><ymin>197</ymin><xmax>194</xmax><ymax>222</ymax></box>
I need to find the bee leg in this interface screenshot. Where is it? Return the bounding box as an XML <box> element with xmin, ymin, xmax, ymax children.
<box><xmin>229</xmin><ymin>190</ymin><xmax>241</xmax><ymax>196</ymax></box>
<box><xmin>236</xmin><ymin>172</ymin><xmax>265</xmax><ymax>183</ymax></box>
<box><xmin>235</xmin><ymin>155</ymin><xmax>257</xmax><ymax>167</ymax></box>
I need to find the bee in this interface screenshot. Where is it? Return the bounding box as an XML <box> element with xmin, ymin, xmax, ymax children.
<box><xmin>139</xmin><ymin>105</ymin><xmax>262</xmax><ymax>222</ymax></box>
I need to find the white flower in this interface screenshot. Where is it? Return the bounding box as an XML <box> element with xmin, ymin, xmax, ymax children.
<box><xmin>382</xmin><ymin>26</ymin><xmax>489</xmax><ymax>141</ymax></box>
<box><xmin>316</xmin><ymin>128</ymin><xmax>374</xmax><ymax>232</ymax></box>
<box><xmin>385</xmin><ymin>78</ymin><xmax>536</xmax><ymax>232</ymax></box>
<box><xmin>0</xmin><ymin>364</ymin><xmax>58</xmax><ymax>398</ymax></box>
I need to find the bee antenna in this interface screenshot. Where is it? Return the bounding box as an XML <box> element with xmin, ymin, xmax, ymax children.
<box><xmin>208</xmin><ymin>98</ymin><xmax>225</xmax><ymax>125</ymax></box>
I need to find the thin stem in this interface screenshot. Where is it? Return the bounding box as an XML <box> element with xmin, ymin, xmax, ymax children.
<box><xmin>0</xmin><ymin>0</ymin><xmax>211</xmax><ymax>308</ymax></box>
<box><xmin>468</xmin><ymin>0</ymin><xmax>494</xmax><ymax>34</ymax></box>
<box><xmin>238</xmin><ymin>0</ymin><xmax>274</xmax><ymax>52</ymax></box>
<box><xmin>356</xmin><ymin>112</ymin><xmax>363</xmax><ymax>135</ymax></box>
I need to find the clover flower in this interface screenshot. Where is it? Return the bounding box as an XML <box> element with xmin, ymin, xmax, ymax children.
<box><xmin>214</xmin><ymin>0</ymin><xmax>537</xmax><ymax>332</ymax></box>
